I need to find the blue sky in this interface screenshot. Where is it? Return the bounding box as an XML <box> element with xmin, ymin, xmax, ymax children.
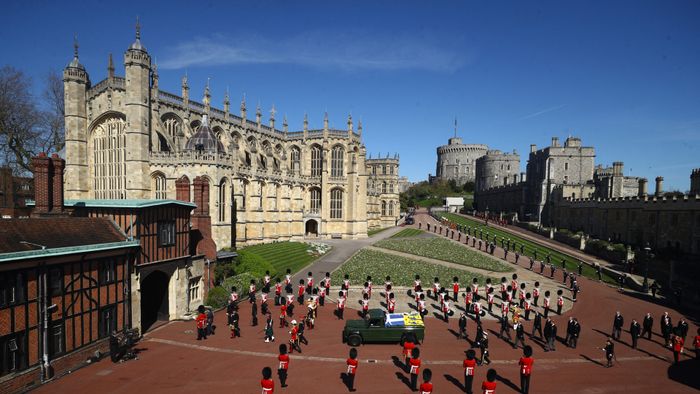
<box><xmin>3</xmin><ymin>0</ymin><xmax>699</xmax><ymax>190</ymax></box>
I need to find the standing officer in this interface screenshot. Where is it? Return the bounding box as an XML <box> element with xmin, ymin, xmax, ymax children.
<box><xmin>630</xmin><ymin>319</ymin><xmax>641</xmax><ymax>349</ymax></box>
<box><xmin>603</xmin><ymin>338</ymin><xmax>615</xmax><ymax>367</ymax></box>
<box><xmin>641</xmin><ymin>312</ymin><xmax>654</xmax><ymax>340</ymax></box>
<box><xmin>612</xmin><ymin>311</ymin><xmax>624</xmax><ymax>341</ymax></box>
<box><xmin>544</xmin><ymin>318</ymin><xmax>557</xmax><ymax>352</ymax></box>
<box><xmin>569</xmin><ymin>318</ymin><xmax>581</xmax><ymax>349</ymax></box>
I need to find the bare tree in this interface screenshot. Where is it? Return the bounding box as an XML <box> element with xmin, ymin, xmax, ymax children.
<box><xmin>0</xmin><ymin>66</ymin><xmax>64</xmax><ymax>175</ymax></box>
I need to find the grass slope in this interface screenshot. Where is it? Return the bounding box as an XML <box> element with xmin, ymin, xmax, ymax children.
<box><xmin>440</xmin><ymin>213</ymin><xmax>617</xmax><ymax>284</ymax></box>
<box><xmin>375</xmin><ymin>237</ymin><xmax>513</xmax><ymax>272</ymax></box>
<box><xmin>331</xmin><ymin>249</ymin><xmax>494</xmax><ymax>287</ymax></box>
<box><xmin>390</xmin><ymin>228</ymin><xmax>425</xmax><ymax>238</ymax></box>
<box><xmin>368</xmin><ymin>227</ymin><xmax>391</xmax><ymax>237</ymax></box>
<box><xmin>240</xmin><ymin>242</ymin><xmax>322</xmax><ymax>276</ymax></box>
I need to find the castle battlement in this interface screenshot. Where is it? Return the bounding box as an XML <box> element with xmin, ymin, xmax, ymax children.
<box><xmin>563</xmin><ymin>193</ymin><xmax>700</xmax><ymax>204</ymax></box>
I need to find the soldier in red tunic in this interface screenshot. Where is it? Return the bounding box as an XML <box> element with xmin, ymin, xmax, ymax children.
<box><xmin>403</xmin><ymin>334</ymin><xmax>416</xmax><ymax>372</ymax></box>
<box><xmin>274</xmin><ymin>279</ymin><xmax>282</xmax><ymax>306</ymax></box>
<box><xmin>345</xmin><ymin>347</ymin><xmax>358</xmax><ymax>392</ymax></box>
<box><xmin>261</xmin><ymin>366</ymin><xmax>274</xmax><ymax>394</ymax></box>
<box><xmin>481</xmin><ymin>368</ymin><xmax>497</xmax><ymax>394</ymax></box>
<box><xmin>519</xmin><ymin>345</ymin><xmax>534</xmax><ymax>394</ymax></box>
<box><xmin>463</xmin><ymin>349</ymin><xmax>477</xmax><ymax>394</ymax></box>
<box><xmin>419</xmin><ymin>368</ymin><xmax>433</xmax><ymax>394</ymax></box>
<box><xmin>388</xmin><ymin>292</ymin><xmax>396</xmax><ymax>313</ymax></box>
<box><xmin>277</xmin><ymin>344</ymin><xmax>289</xmax><ymax>388</ymax></box>
<box><xmin>672</xmin><ymin>334</ymin><xmax>685</xmax><ymax>364</ymax></box>
<box><xmin>196</xmin><ymin>305</ymin><xmax>207</xmax><ymax>340</ymax></box>
<box><xmin>409</xmin><ymin>347</ymin><xmax>422</xmax><ymax>392</ymax></box>
<box><xmin>297</xmin><ymin>280</ymin><xmax>305</xmax><ymax>305</ymax></box>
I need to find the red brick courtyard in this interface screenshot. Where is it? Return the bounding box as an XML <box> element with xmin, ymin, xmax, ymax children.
<box><xmin>33</xmin><ymin>262</ymin><xmax>699</xmax><ymax>393</ymax></box>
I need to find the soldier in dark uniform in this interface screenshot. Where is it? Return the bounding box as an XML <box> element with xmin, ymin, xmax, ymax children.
<box><xmin>630</xmin><ymin>319</ymin><xmax>641</xmax><ymax>349</ymax></box>
<box><xmin>572</xmin><ymin>280</ymin><xmax>580</xmax><ymax>302</ymax></box>
<box><xmin>603</xmin><ymin>338</ymin><xmax>615</xmax><ymax>367</ymax></box>
<box><xmin>569</xmin><ymin>318</ymin><xmax>580</xmax><ymax>349</ymax></box>
<box><xmin>520</xmin><ymin>244</ymin><xmax>525</xmax><ymax>254</ymax></box>
<box><xmin>514</xmin><ymin>321</ymin><xmax>526</xmax><ymax>349</ymax></box>
<box><xmin>544</xmin><ymin>318</ymin><xmax>557</xmax><ymax>352</ymax></box>
<box><xmin>479</xmin><ymin>331</ymin><xmax>491</xmax><ymax>365</ymax></box>
<box><xmin>532</xmin><ymin>312</ymin><xmax>543</xmax><ymax>339</ymax></box>
<box><xmin>641</xmin><ymin>312</ymin><xmax>653</xmax><ymax>340</ymax></box>
<box><xmin>578</xmin><ymin>261</ymin><xmax>583</xmax><ymax>275</ymax></box>
<box><xmin>661</xmin><ymin>312</ymin><xmax>672</xmax><ymax>346</ymax></box>
<box><xmin>499</xmin><ymin>315</ymin><xmax>512</xmax><ymax>343</ymax></box>
<box><xmin>539</xmin><ymin>260</ymin><xmax>546</xmax><ymax>274</ymax></box>
<box><xmin>550</xmin><ymin>264</ymin><xmax>556</xmax><ymax>279</ymax></box>
<box><xmin>612</xmin><ymin>311</ymin><xmax>624</xmax><ymax>341</ymax></box>
<box><xmin>529</xmin><ymin>257</ymin><xmax>534</xmax><ymax>270</ymax></box>
<box><xmin>565</xmin><ymin>317</ymin><xmax>575</xmax><ymax>347</ymax></box>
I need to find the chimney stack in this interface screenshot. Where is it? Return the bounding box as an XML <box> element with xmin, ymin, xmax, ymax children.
<box><xmin>176</xmin><ymin>176</ymin><xmax>191</xmax><ymax>202</ymax></box>
<box><xmin>530</xmin><ymin>144</ymin><xmax>537</xmax><ymax>153</ymax></box>
<box><xmin>32</xmin><ymin>153</ymin><xmax>52</xmax><ymax>214</ymax></box>
<box><xmin>612</xmin><ymin>161</ymin><xmax>624</xmax><ymax>177</ymax></box>
<box><xmin>51</xmin><ymin>154</ymin><xmax>64</xmax><ymax>213</ymax></box>
<box><xmin>655</xmin><ymin>176</ymin><xmax>664</xmax><ymax>197</ymax></box>
<box><xmin>551</xmin><ymin>137</ymin><xmax>559</xmax><ymax>147</ymax></box>
<box><xmin>638</xmin><ymin>178</ymin><xmax>648</xmax><ymax>197</ymax></box>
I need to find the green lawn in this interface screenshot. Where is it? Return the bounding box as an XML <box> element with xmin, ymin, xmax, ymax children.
<box><xmin>331</xmin><ymin>249</ymin><xmax>495</xmax><ymax>287</ymax></box>
<box><xmin>368</xmin><ymin>227</ymin><xmax>392</xmax><ymax>237</ymax></box>
<box><xmin>375</xmin><ymin>237</ymin><xmax>514</xmax><ymax>272</ymax></box>
<box><xmin>390</xmin><ymin>228</ymin><xmax>425</xmax><ymax>238</ymax></box>
<box><xmin>240</xmin><ymin>242</ymin><xmax>324</xmax><ymax>276</ymax></box>
<box><xmin>440</xmin><ymin>213</ymin><xmax>617</xmax><ymax>284</ymax></box>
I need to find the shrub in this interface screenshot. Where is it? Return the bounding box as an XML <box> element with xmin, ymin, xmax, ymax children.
<box><xmin>222</xmin><ymin>272</ymin><xmax>257</xmax><ymax>298</ymax></box>
<box><xmin>214</xmin><ymin>261</ymin><xmax>236</xmax><ymax>284</ymax></box>
<box><xmin>236</xmin><ymin>250</ymin><xmax>276</xmax><ymax>278</ymax></box>
<box><xmin>206</xmin><ymin>286</ymin><xmax>229</xmax><ymax>309</ymax></box>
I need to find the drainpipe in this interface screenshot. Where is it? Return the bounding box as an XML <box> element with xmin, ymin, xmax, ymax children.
<box><xmin>40</xmin><ymin>266</ymin><xmax>50</xmax><ymax>380</ymax></box>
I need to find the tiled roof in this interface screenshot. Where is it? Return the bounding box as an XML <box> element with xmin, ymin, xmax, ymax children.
<box><xmin>26</xmin><ymin>199</ymin><xmax>196</xmax><ymax>209</ymax></box>
<box><xmin>0</xmin><ymin>217</ymin><xmax>127</xmax><ymax>254</ymax></box>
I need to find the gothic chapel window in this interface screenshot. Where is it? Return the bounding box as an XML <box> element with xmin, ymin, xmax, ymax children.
<box><xmin>331</xmin><ymin>146</ymin><xmax>344</xmax><ymax>177</ymax></box>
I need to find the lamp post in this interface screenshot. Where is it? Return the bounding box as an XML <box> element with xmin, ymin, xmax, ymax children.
<box><xmin>642</xmin><ymin>243</ymin><xmax>652</xmax><ymax>293</ymax></box>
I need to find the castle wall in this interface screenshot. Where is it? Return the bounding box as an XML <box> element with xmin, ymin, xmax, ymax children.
<box><xmin>552</xmin><ymin>195</ymin><xmax>700</xmax><ymax>255</ymax></box>
<box><xmin>475</xmin><ymin>150</ymin><xmax>521</xmax><ymax>192</ymax></box>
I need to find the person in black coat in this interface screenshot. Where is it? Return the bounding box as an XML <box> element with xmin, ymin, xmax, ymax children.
<box><xmin>514</xmin><ymin>321</ymin><xmax>526</xmax><ymax>349</ymax></box>
<box><xmin>677</xmin><ymin>318</ymin><xmax>689</xmax><ymax>342</ymax></box>
<box><xmin>630</xmin><ymin>319</ymin><xmax>641</xmax><ymax>349</ymax></box>
<box><xmin>569</xmin><ymin>318</ymin><xmax>580</xmax><ymax>349</ymax></box>
<box><xmin>641</xmin><ymin>313</ymin><xmax>653</xmax><ymax>340</ymax></box>
<box><xmin>612</xmin><ymin>311</ymin><xmax>624</xmax><ymax>340</ymax></box>
<box><xmin>531</xmin><ymin>312</ymin><xmax>543</xmax><ymax>339</ymax></box>
<box><xmin>660</xmin><ymin>312</ymin><xmax>672</xmax><ymax>346</ymax></box>
<box><xmin>544</xmin><ymin>318</ymin><xmax>557</xmax><ymax>352</ymax></box>
<box><xmin>565</xmin><ymin>317</ymin><xmax>575</xmax><ymax>347</ymax></box>
<box><xmin>499</xmin><ymin>315</ymin><xmax>512</xmax><ymax>343</ymax></box>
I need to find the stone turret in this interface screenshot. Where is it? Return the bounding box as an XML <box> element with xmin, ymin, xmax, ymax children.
<box><xmin>182</xmin><ymin>74</ymin><xmax>189</xmax><ymax>105</ymax></box>
<box><xmin>269</xmin><ymin>105</ymin><xmax>276</xmax><ymax>129</ymax></box>
<box><xmin>203</xmin><ymin>79</ymin><xmax>211</xmax><ymax>114</ymax></box>
<box><xmin>123</xmin><ymin>17</ymin><xmax>152</xmax><ymax>198</ymax></box>
<box><xmin>63</xmin><ymin>36</ymin><xmax>90</xmax><ymax>199</ymax></box>
<box><xmin>223</xmin><ymin>88</ymin><xmax>230</xmax><ymax>120</ymax></box>
<box><xmin>691</xmin><ymin>169</ymin><xmax>700</xmax><ymax>195</ymax></box>
<box><xmin>240</xmin><ymin>94</ymin><xmax>247</xmax><ymax>124</ymax></box>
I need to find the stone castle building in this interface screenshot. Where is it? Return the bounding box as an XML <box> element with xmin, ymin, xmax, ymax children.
<box><xmin>430</xmin><ymin>136</ymin><xmax>488</xmax><ymax>184</ymax></box>
<box><xmin>473</xmin><ymin>135</ymin><xmax>700</xmax><ymax>255</ymax></box>
<box><xmin>475</xmin><ymin>149</ymin><xmax>521</xmax><ymax>192</ymax></box>
<box><xmin>62</xmin><ymin>27</ymin><xmax>400</xmax><ymax>249</ymax></box>
<box><xmin>366</xmin><ymin>155</ymin><xmax>401</xmax><ymax>228</ymax></box>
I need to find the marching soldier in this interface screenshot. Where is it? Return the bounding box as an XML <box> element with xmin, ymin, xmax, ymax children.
<box><xmin>524</xmin><ymin>293</ymin><xmax>532</xmax><ymax>321</ymax></box>
<box><xmin>500</xmin><ymin>277</ymin><xmax>508</xmax><ymax>303</ymax></box>
<box><xmin>414</xmin><ymin>275</ymin><xmax>421</xmax><ymax>294</ymax></box>
<box><xmin>532</xmin><ymin>312</ymin><xmax>543</xmax><ymax>339</ymax></box>
<box><xmin>343</xmin><ymin>274</ymin><xmax>351</xmax><ymax>292</ymax></box>
<box><xmin>388</xmin><ymin>292</ymin><xmax>396</xmax><ymax>313</ymax></box>
<box><xmin>519</xmin><ymin>345</ymin><xmax>534</xmax><ymax>394</ymax></box>
<box><xmin>479</xmin><ymin>331</ymin><xmax>491</xmax><ymax>365</ymax></box>
<box><xmin>409</xmin><ymin>347</ymin><xmax>422</xmax><ymax>391</ymax></box>
<box><xmin>419</xmin><ymin>369</ymin><xmax>433</xmax><ymax>394</ymax></box>
<box><xmin>596</xmin><ymin>264</ymin><xmax>602</xmax><ymax>281</ymax></box>
<box><xmin>452</xmin><ymin>276</ymin><xmax>460</xmax><ymax>301</ymax></box>
<box><xmin>361</xmin><ymin>293</ymin><xmax>369</xmax><ymax>318</ymax></box>
<box><xmin>443</xmin><ymin>295</ymin><xmax>452</xmax><ymax>322</ymax></box>
<box><xmin>274</xmin><ymin>279</ymin><xmax>282</xmax><ymax>306</ymax></box>
<box><xmin>630</xmin><ymin>319</ymin><xmax>641</xmax><ymax>349</ymax></box>
<box><xmin>556</xmin><ymin>290</ymin><xmax>564</xmax><ymax>315</ymax></box>
<box><xmin>511</xmin><ymin>274</ymin><xmax>519</xmax><ymax>300</ymax></box>
<box><xmin>297</xmin><ymin>279</ymin><xmax>305</xmax><ymax>305</ymax></box>
<box><xmin>499</xmin><ymin>315</ymin><xmax>512</xmax><ymax>343</ymax></box>
<box><xmin>305</xmin><ymin>272</ymin><xmax>314</xmax><ymax>294</ymax></box>
<box><xmin>458</xmin><ymin>312</ymin><xmax>468</xmax><ymax>339</ymax></box>
<box><xmin>366</xmin><ymin>275</ymin><xmax>373</xmax><ymax>299</ymax></box>
<box><xmin>251</xmin><ymin>296</ymin><xmax>259</xmax><ymax>326</ymax></box>
<box><xmin>481</xmin><ymin>368</ymin><xmax>497</xmax><ymax>393</ymax></box>
<box><xmin>672</xmin><ymin>334</ymin><xmax>684</xmax><ymax>364</ymax></box>
<box><xmin>249</xmin><ymin>279</ymin><xmax>257</xmax><ymax>303</ymax></box>
<box><xmin>539</xmin><ymin>260</ymin><xmax>546</xmax><ymax>275</ymax></box>
<box><xmin>261</xmin><ymin>366</ymin><xmax>274</xmax><ymax>394</ymax></box>
<box><xmin>641</xmin><ymin>312</ymin><xmax>653</xmax><ymax>340</ymax></box>
<box><xmin>514</xmin><ymin>320</ymin><xmax>526</xmax><ymax>349</ymax></box>
<box><xmin>612</xmin><ymin>311</ymin><xmax>624</xmax><ymax>341</ymax></box>
<box><xmin>562</xmin><ymin>268</ymin><xmax>568</xmax><ymax>284</ymax></box>
<box><xmin>572</xmin><ymin>280</ymin><xmax>580</xmax><ymax>302</ymax></box>
<box><xmin>473</xmin><ymin>301</ymin><xmax>482</xmax><ymax>324</ymax></box>
<box><xmin>472</xmin><ymin>278</ymin><xmax>480</xmax><ymax>302</ymax></box>
<box><xmin>532</xmin><ymin>282</ymin><xmax>540</xmax><ymax>306</ymax></box>
<box><xmin>285</xmin><ymin>268</ymin><xmax>293</xmax><ymax>293</ymax></box>
<box><xmin>463</xmin><ymin>349</ymin><xmax>477</xmax><ymax>394</ymax></box>
<box><xmin>519</xmin><ymin>283</ymin><xmax>526</xmax><ymax>308</ymax></box>
<box><xmin>543</xmin><ymin>290</ymin><xmax>551</xmax><ymax>318</ymax></box>
<box><xmin>278</xmin><ymin>344</ymin><xmax>289</xmax><ymax>388</ymax></box>
<box><xmin>550</xmin><ymin>264</ymin><xmax>556</xmax><ymax>279</ymax></box>
<box><xmin>418</xmin><ymin>293</ymin><xmax>428</xmax><ymax>317</ymax></box>
<box><xmin>487</xmin><ymin>287</ymin><xmax>495</xmax><ymax>313</ymax></box>
<box><xmin>288</xmin><ymin>320</ymin><xmax>300</xmax><ymax>353</ymax></box>
<box><xmin>346</xmin><ymin>347</ymin><xmax>359</xmax><ymax>392</ymax></box>
<box><xmin>578</xmin><ymin>261</ymin><xmax>583</xmax><ymax>276</ymax></box>
<box><xmin>529</xmin><ymin>257</ymin><xmax>535</xmax><ymax>270</ymax></box>
<box><xmin>403</xmin><ymin>334</ymin><xmax>416</xmax><ymax>372</ymax></box>
<box><xmin>337</xmin><ymin>290</ymin><xmax>346</xmax><ymax>320</ymax></box>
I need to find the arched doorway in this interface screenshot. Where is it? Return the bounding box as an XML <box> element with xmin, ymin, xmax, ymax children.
<box><xmin>305</xmin><ymin>219</ymin><xmax>319</xmax><ymax>236</ymax></box>
<box><xmin>140</xmin><ymin>270</ymin><xmax>170</xmax><ymax>332</ymax></box>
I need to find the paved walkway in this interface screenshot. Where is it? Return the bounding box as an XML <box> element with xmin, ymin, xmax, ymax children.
<box><xmin>291</xmin><ymin>226</ymin><xmax>404</xmax><ymax>284</ymax></box>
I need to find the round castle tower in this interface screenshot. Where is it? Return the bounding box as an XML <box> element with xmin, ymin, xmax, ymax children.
<box><xmin>434</xmin><ymin>137</ymin><xmax>488</xmax><ymax>184</ymax></box>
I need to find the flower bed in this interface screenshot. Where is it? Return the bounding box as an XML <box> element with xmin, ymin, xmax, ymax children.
<box><xmin>374</xmin><ymin>237</ymin><xmax>513</xmax><ymax>272</ymax></box>
<box><xmin>331</xmin><ymin>249</ymin><xmax>495</xmax><ymax>287</ymax></box>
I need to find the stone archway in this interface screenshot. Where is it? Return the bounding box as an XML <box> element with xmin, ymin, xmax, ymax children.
<box><xmin>140</xmin><ymin>270</ymin><xmax>170</xmax><ymax>332</ymax></box>
<box><xmin>305</xmin><ymin>219</ymin><xmax>319</xmax><ymax>236</ymax></box>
